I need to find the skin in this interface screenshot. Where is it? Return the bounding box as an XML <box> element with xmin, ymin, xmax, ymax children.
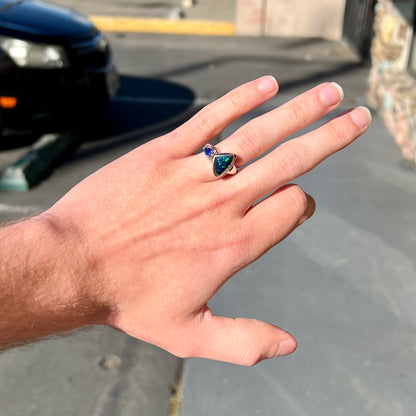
<box><xmin>0</xmin><ymin>76</ymin><xmax>371</xmax><ymax>365</ymax></box>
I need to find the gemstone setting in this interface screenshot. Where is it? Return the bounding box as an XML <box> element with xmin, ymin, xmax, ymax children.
<box><xmin>203</xmin><ymin>143</ymin><xmax>236</xmax><ymax>178</ymax></box>
<box><xmin>213</xmin><ymin>153</ymin><xmax>236</xmax><ymax>177</ymax></box>
<box><xmin>204</xmin><ymin>147</ymin><xmax>213</xmax><ymax>158</ymax></box>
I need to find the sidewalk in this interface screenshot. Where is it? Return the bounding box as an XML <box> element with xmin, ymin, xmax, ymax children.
<box><xmin>53</xmin><ymin>0</ymin><xmax>235</xmax><ymax>21</ymax></box>
<box><xmin>180</xmin><ymin>105</ymin><xmax>416</xmax><ymax>415</ymax></box>
<box><xmin>53</xmin><ymin>0</ymin><xmax>236</xmax><ymax>35</ymax></box>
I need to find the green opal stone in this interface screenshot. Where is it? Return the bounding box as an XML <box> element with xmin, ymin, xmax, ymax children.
<box><xmin>213</xmin><ymin>153</ymin><xmax>235</xmax><ymax>177</ymax></box>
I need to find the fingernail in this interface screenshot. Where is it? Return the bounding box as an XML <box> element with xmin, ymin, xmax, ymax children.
<box><xmin>257</xmin><ymin>76</ymin><xmax>278</xmax><ymax>94</ymax></box>
<box><xmin>276</xmin><ymin>339</ymin><xmax>297</xmax><ymax>357</ymax></box>
<box><xmin>318</xmin><ymin>82</ymin><xmax>344</xmax><ymax>106</ymax></box>
<box><xmin>349</xmin><ymin>106</ymin><xmax>372</xmax><ymax>129</ymax></box>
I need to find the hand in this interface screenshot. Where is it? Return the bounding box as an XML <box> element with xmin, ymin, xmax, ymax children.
<box><xmin>45</xmin><ymin>76</ymin><xmax>371</xmax><ymax>365</ymax></box>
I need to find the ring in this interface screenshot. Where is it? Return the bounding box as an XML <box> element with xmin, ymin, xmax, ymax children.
<box><xmin>203</xmin><ymin>144</ymin><xmax>237</xmax><ymax>178</ymax></box>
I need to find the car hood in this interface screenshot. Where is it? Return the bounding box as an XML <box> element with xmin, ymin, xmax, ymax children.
<box><xmin>0</xmin><ymin>0</ymin><xmax>97</xmax><ymax>43</ymax></box>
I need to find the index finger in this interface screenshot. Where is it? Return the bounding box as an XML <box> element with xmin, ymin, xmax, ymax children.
<box><xmin>171</xmin><ymin>76</ymin><xmax>279</xmax><ymax>156</ymax></box>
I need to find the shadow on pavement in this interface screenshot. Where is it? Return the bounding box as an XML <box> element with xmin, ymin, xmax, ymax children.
<box><xmin>66</xmin><ymin>75</ymin><xmax>197</xmax><ymax>160</ymax></box>
<box><xmin>83</xmin><ymin>75</ymin><xmax>195</xmax><ymax>139</ymax></box>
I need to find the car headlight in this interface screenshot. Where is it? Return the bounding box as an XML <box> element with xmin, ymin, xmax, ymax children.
<box><xmin>0</xmin><ymin>36</ymin><xmax>69</xmax><ymax>69</ymax></box>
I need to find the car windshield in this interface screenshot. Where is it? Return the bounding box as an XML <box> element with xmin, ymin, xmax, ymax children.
<box><xmin>0</xmin><ymin>1</ymin><xmax>26</xmax><ymax>13</ymax></box>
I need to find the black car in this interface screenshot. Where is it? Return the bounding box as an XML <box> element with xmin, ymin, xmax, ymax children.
<box><xmin>0</xmin><ymin>0</ymin><xmax>119</xmax><ymax>136</ymax></box>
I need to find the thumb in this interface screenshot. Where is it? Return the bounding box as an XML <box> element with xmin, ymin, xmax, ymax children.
<box><xmin>185</xmin><ymin>311</ymin><xmax>297</xmax><ymax>366</ymax></box>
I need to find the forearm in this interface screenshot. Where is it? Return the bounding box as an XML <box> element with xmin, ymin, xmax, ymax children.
<box><xmin>0</xmin><ymin>214</ymin><xmax>107</xmax><ymax>349</ymax></box>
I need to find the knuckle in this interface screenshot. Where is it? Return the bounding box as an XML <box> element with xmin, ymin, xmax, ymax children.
<box><xmin>275</xmin><ymin>145</ymin><xmax>304</xmax><ymax>178</ymax></box>
<box><xmin>239</xmin><ymin>345</ymin><xmax>263</xmax><ymax>367</ymax></box>
<box><xmin>195</xmin><ymin>105</ymin><xmax>220</xmax><ymax>135</ymax></box>
<box><xmin>289</xmin><ymin>101</ymin><xmax>310</xmax><ymax>127</ymax></box>
<box><xmin>166</xmin><ymin>331</ymin><xmax>198</xmax><ymax>359</ymax></box>
<box><xmin>218</xmin><ymin>229</ymin><xmax>252</xmax><ymax>269</ymax></box>
<box><xmin>234</xmin><ymin>123</ymin><xmax>261</xmax><ymax>157</ymax></box>
<box><xmin>286</xmin><ymin>185</ymin><xmax>308</xmax><ymax>214</ymax></box>
<box><xmin>227</xmin><ymin>89</ymin><xmax>249</xmax><ymax>112</ymax></box>
<box><xmin>171</xmin><ymin>346</ymin><xmax>193</xmax><ymax>359</ymax></box>
<box><xmin>209</xmin><ymin>188</ymin><xmax>236</xmax><ymax>211</ymax></box>
<box><xmin>168</xmin><ymin>346</ymin><xmax>190</xmax><ymax>359</ymax></box>
<box><xmin>326</xmin><ymin>121</ymin><xmax>345</xmax><ymax>146</ymax></box>
<box><xmin>222</xmin><ymin>234</ymin><xmax>245</xmax><ymax>260</ymax></box>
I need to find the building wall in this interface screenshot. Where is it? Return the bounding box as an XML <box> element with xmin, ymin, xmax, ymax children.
<box><xmin>367</xmin><ymin>0</ymin><xmax>416</xmax><ymax>163</ymax></box>
<box><xmin>235</xmin><ymin>0</ymin><xmax>416</xmax><ymax>164</ymax></box>
<box><xmin>236</xmin><ymin>0</ymin><xmax>346</xmax><ymax>40</ymax></box>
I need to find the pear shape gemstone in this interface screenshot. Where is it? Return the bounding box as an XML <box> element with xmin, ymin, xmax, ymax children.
<box><xmin>213</xmin><ymin>153</ymin><xmax>236</xmax><ymax>177</ymax></box>
<box><xmin>204</xmin><ymin>147</ymin><xmax>213</xmax><ymax>158</ymax></box>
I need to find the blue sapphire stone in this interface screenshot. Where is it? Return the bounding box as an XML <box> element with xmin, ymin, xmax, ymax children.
<box><xmin>204</xmin><ymin>147</ymin><xmax>213</xmax><ymax>158</ymax></box>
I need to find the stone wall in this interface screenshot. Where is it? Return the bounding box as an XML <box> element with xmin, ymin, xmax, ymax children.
<box><xmin>236</xmin><ymin>0</ymin><xmax>346</xmax><ymax>40</ymax></box>
<box><xmin>367</xmin><ymin>0</ymin><xmax>416</xmax><ymax>163</ymax></box>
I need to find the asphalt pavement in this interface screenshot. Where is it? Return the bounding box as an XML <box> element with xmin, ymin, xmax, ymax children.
<box><xmin>1</xmin><ymin>6</ymin><xmax>416</xmax><ymax>416</ymax></box>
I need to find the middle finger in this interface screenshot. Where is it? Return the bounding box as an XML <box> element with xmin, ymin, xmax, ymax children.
<box><xmin>217</xmin><ymin>82</ymin><xmax>344</xmax><ymax>167</ymax></box>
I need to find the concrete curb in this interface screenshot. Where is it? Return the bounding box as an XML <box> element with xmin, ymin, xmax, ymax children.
<box><xmin>0</xmin><ymin>131</ymin><xmax>80</xmax><ymax>191</ymax></box>
<box><xmin>90</xmin><ymin>16</ymin><xmax>235</xmax><ymax>36</ymax></box>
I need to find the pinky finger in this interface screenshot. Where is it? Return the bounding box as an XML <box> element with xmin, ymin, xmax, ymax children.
<box><xmin>243</xmin><ymin>185</ymin><xmax>316</xmax><ymax>261</ymax></box>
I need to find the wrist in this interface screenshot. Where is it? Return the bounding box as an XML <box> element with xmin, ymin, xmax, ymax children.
<box><xmin>37</xmin><ymin>210</ymin><xmax>112</xmax><ymax>327</ymax></box>
<box><xmin>0</xmin><ymin>213</ymin><xmax>110</xmax><ymax>348</ymax></box>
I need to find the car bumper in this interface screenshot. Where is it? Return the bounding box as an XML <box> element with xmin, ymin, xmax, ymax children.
<box><xmin>0</xmin><ymin>56</ymin><xmax>119</xmax><ymax>135</ymax></box>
